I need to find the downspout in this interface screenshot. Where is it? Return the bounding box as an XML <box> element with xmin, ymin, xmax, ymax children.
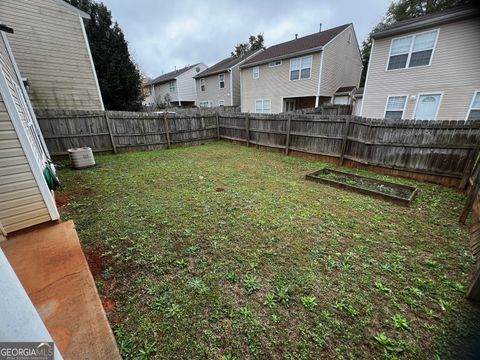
<box><xmin>229</xmin><ymin>68</ymin><xmax>233</xmax><ymax>106</ymax></box>
<box><xmin>315</xmin><ymin>50</ymin><xmax>324</xmax><ymax>108</ymax></box>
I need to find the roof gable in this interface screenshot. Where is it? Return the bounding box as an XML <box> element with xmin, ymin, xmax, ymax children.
<box><xmin>372</xmin><ymin>6</ymin><xmax>479</xmax><ymax>39</ymax></box>
<box><xmin>194</xmin><ymin>50</ymin><xmax>261</xmax><ymax>79</ymax></box>
<box><xmin>148</xmin><ymin>64</ymin><xmax>201</xmax><ymax>86</ymax></box>
<box><xmin>242</xmin><ymin>24</ymin><xmax>350</xmax><ymax>67</ymax></box>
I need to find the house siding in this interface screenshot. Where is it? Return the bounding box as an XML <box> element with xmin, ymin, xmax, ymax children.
<box><xmin>153</xmin><ymin>82</ymin><xmax>179</xmax><ymax>104</ymax></box>
<box><xmin>241</xmin><ymin>52</ymin><xmax>322</xmax><ymax>113</ymax></box>
<box><xmin>0</xmin><ymin>0</ymin><xmax>103</xmax><ymax>110</ymax></box>
<box><xmin>0</xmin><ymin>91</ymin><xmax>50</xmax><ymax>234</ymax></box>
<box><xmin>320</xmin><ymin>25</ymin><xmax>362</xmax><ymax>96</ymax></box>
<box><xmin>196</xmin><ymin>72</ymin><xmax>232</xmax><ymax>106</ymax></box>
<box><xmin>361</xmin><ymin>18</ymin><xmax>480</xmax><ymax>120</ymax></box>
<box><xmin>177</xmin><ymin>64</ymin><xmax>207</xmax><ymax>103</ymax></box>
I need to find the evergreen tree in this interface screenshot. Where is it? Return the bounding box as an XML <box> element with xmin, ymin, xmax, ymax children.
<box><xmin>66</xmin><ymin>0</ymin><xmax>144</xmax><ymax>110</ymax></box>
<box><xmin>231</xmin><ymin>33</ymin><xmax>265</xmax><ymax>57</ymax></box>
<box><xmin>360</xmin><ymin>0</ymin><xmax>473</xmax><ymax>86</ymax></box>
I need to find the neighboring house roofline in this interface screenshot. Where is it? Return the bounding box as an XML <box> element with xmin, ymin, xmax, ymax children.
<box><xmin>148</xmin><ymin>63</ymin><xmax>203</xmax><ymax>86</ymax></box>
<box><xmin>194</xmin><ymin>49</ymin><xmax>263</xmax><ymax>79</ymax></box>
<box><xmin>54</xmin><ymin>0</ymin><xmax>90</xmax><ymax>19</ymax></box>
<box><xmin>371</xmin><ymin>6</ymin><xmax>479</xmax><ymax>39</ymax></box>
<box><xmin>240</xmin><ymin>23</ymin><xmax>351</xmax><ymax>69</ymax></box>
<box><xmin>240</xmin><ymin>46</ymin><xmax>324</xmax><ymax>69</ymax></box>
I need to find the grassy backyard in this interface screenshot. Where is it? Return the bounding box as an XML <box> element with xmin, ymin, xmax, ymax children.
<box><xmin>57</xmin><ymin>142</ymin><xmax>479</xmax><ymax>359</ymax></box>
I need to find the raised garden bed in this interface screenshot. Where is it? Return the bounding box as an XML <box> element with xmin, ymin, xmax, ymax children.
<box><xmin>306</xmin><ymin>168</ymin><xmax>418</xmax><ymax>206</ymax></box>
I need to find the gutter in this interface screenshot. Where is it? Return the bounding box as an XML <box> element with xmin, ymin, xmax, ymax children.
<box><xmin>372</xmin><ymin>7</ymin><xmax>479</xmax><ymax>39</ymax></box>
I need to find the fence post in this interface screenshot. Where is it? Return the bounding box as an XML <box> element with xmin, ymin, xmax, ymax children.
<box><xmin>104</xmin><ymin>111</ymin><xmax>117</xmax><ymax>154</ymax></box>
<box><xmin>339</xmin><ymin>116</ymin><xmax>351</xmax><ymax>165</ymax></box>
<box><xmin>245</xmin><ymin>113</ymin><xmax>250</xmax><ymax>147</ymax></box>
<box><xmin>285</xmin><ymin>114</ymin><xmax>292</xmax><ymax>155</ymax></box>
<box><xmin>163</xmin><ymin>111</ymin><xmax>171</xmax><ymax>149</ymax></box>
<box><xmin>215</xmin><ymin>112</ymin><xmax>220</xmax><ymax>140</ymax></box>
<box><xmin>460</xmin><ymin>147</ymin><xmax>478</xmax><ymax>190</ymax></box>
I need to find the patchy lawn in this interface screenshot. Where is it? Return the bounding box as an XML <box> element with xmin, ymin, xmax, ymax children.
<box><xmin>57</xmin><ymin>142</ymin><xmax>479</xmax><ymax>359</ymax></box>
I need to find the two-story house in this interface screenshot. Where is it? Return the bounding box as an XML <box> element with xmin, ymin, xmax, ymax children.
<box><xmin>144</xmin><ymin>63</ymin><xmax>207</xmax><ymax>107</ymax></box>
<box><xmin>0</xmin><ymin>0</ymin><xmax>104</xmax><ymax>110</ymax></box>
<box><xmin>361</xmin><ymin>6</ymin><xmax>480</xmax><ymax>120</ymax></box>
<box><xmin>193</xmin><ymin>50</ymin><xmax>262</xmax><ymax>108</ymax></box>
<box><xmin>240</xmin><ymin>24</ymin><xmax>362</xmax><ymax>113</ymax></box>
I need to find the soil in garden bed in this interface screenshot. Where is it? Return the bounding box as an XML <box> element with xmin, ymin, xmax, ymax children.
<box><xmin>318</xmin><ymin>170</ymin><xmax>413</xmax><ymax>199</ymax></box>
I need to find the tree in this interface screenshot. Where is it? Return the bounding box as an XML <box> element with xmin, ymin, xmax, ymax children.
<box><xmin>231</xmin><ymin>33</ymin><xmax>265</xmax><ymax>57</ymax></box>
<box><xmin>65</xmin><ymin>0</ymin><xmax>144</xmax><ymax>110</ymax></box>
<box><xmin>360</xmin><ymin>0</ymin><xmax>473</xmax><ymax>86</ymax></box>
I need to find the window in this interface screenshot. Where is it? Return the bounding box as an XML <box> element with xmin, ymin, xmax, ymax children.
<box><xmin>168</xmin><ymin>81</ymin><xmax>176</xmax><ymax>93</ymax></box>
<box><xmin>255</xmin><ymin>99</ymin><xmax>271</xmax><ymax>113</ymax></box>
<box><xmin>387</xmin><ymin>30</ymin><xmax>438</xmax><ymax>70</ymax></box>
<box><xmin>252</xmin><ymin>66</ymin><xmax>259</xmax><ymax>79</ymax></box>
<box><xmin>218</xmin><ymin>73</ymin><xmax>225</xmax><ymax>88</ymax></box>
<box><xmin>218</xmin><ymin>100</ymin><xmax>225</xmax><ymax>106</ymax></box>
<box><xmin>467</xmin><ymin>91</ymin><xmax>480</xmax><ymax>120</ymax></box>
<box><xmin>268</xmin><ymin>60</ymin><xmax>282</xmax><ymax>67</ymax></box>
<box><xmin>200</xmin><ymin>78</ymin><xmax>205</xmax><ymax>91</ymax></box>
<box><xmin>384</xmin><ymin>95</ymin><xmax>407</xmax><ymax>119</ymax></box>
<box><xmin>414</xmin><ymin>93</ymin><xmax>442</xmax><ymax>120</ymax></box>
<box><xmin>199</xmin><ymin>101</ymin><xmax>212</xmax><ymax>108</ymax></box>
<box><xmin>290</xmin><ymin>55</ymin><xmax>312</xmax><ymax>80</ymax></box>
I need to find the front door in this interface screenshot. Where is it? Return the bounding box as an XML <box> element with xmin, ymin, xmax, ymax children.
<box><xmin>285</xmin><ymin>99</ymin><xmax>296</xmax><ymax>112</ymax></box>
<box><xmin>414</xmin><ymin>93</ymin><xmax>442</xmax><ymax>120</ymax></box>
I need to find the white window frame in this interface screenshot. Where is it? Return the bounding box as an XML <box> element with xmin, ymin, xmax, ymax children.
<box><xmin>252</xmin><ymin>66</ymin><xmax>259</xmax><ymax>79</ymax></box>
<box><xmin>412</xmin><ymin>91</ymin><xmax>443</xmax><ymax>120</ymax></box>
<box><xmin>168</xmin><ymin>81</ymin><xmax>176</xmax><ymax>93</ymax></box>
<box><xmin>383</xmin><ymin>94</ymin><xmax>408</xmax><ymax>120</ymax></box>
<box><xmin>199</xmin><ymin>100</ymin><xmax>213</xmax><ymax>108</ymax></box>
<box><xmin>466</xmin><ymin>90</ymin><xmax>480</xmax><ymax>120</ymax></box>
<box><xmin>255</xmin><ymin>99</ymin><xmax>271</xmax><ymax>114</ymax></box>
<box><xmin>289</xmin><ymin>55</ymin><xmax>312</xmax><ymax>81</ymax></box>
<box><xmin>386</xmin><ymin>29</ymin><xmax>439</xmax><ymax>71</ymax></box>
<box><xmin>218</xmin><ymin>73</ymin><xmax>225</xmax><ymax>89</ymax></box>
<box><xmin>200</xmin><ymin>78</ymin><xmax>205</xmax><ymax>91</ymax></box>
<box><xmin>268</xmin><ymin>60</ymin><xmax>282</xmax><ymax>67</ymax></box>
<box><xmin>218</xmin><ymin>100</ymin><xmax>225</xmax><ymax>106</ymax></box>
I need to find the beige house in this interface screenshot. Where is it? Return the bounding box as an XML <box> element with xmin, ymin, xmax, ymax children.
<box><xmin>194</xmin><ymin>50</ymin><xmax>262</xmax><ymax>108</ymax></box>
<box><xmin>361</xmin><ymin>6</ymin><xmax>480</xmax><ymax>120</ymax></box>
<box><xmin>240</xmin><ymin>24</ymin><xmax>362</xmax><ymax>113</ymax></box>
<box><xmin>0</xmin><ymin>25</ymin><xmax>59</xmax><ymax>235</ymax></box>
<box><xmin>144</xmin><ymin>63</ymin><xmax>207</xmax><ymax>108</ymax></box>
<box><xmin>0</xmin><ymin>0</ymin><xmax>104</xmax><ymax>110</ymax></box>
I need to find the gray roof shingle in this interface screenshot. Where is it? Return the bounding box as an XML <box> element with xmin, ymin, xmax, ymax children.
<box><xmin>147</xmin><ymin>63</ymin><xmax>201</xmax><ymax>86</ymax></box>
<box><xmin>194</xmin><ymin>50</ymin><xmax>259</xmax><ymax>79</ymax></box>
<box><xmin>242</xmin><ymin>24</ymin><xmax>350</xmax><ymax>67</ymax></box>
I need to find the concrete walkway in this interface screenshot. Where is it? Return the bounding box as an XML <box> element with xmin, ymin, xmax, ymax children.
<box><xmin>1</xmin><ymin>221</ymin><xmax>120</xmax><ymax>360</ymax></box>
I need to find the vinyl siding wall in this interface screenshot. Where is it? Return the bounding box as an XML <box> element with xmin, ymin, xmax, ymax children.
<box><xmin>241</xmin><ymin>52</ymin><xmax>321</xmax><ymax>113</ymax></box>
<box><xmin>320</xmin><ymin>25</ymin><xmax>362</xmax><ymax>96</ymax></box>
<box><xmin>0</xmin><ymin>93</ymin><xmax>50</xmax><ymax>234</ymax></box>
<box><xmin>231</xmin><ymin>66</ymin><xmax>241</xmax><ymax>106</ymax></box>
<box><xmin>153</xmin><ymin>82</ymin><xmax>179</xmax><ymax>104</ymax></box>
<box><xmin>0</xmin><ymin>0</ymin><xmax>103</xmax><ymax>110</ymax></box>
<box><xmin>177</xmin><ymin>64</ymin><xmax>207</xmax><ymax>103</ymax></box>
<box><xmin>196</xmin><ymin>72</ymin><xmax>232</xmax><ymax>106</ymax></box>
<box><xmin>361</xmin><ymin>18</ymin><xmax>480</xmax><ymax>120</ymax></box>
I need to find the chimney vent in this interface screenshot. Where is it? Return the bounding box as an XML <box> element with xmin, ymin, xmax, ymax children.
<box><xmin>295</xmin><ymin>33</ymin><xmax>298</xmax><ymax>40</ymax></box>
<box><xmin>319</xmin><ymin>23</ymin><xmax>322</xmax><ymax>32</ymax></box>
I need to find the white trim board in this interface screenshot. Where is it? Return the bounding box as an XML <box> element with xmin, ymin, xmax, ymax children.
<box><xmin>79</xmin><ymin>15</ymin><xmax>104</xmax><ymax>110</ymax></box>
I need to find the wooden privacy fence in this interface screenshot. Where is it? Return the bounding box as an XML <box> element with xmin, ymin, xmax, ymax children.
<box><xmin>219</xmin><ymin>113</ymin><xmax>480</xmax><ymax>187</ymax></box>
<box><xmin>35</xmin><ymin>109</ymin><xmax>219</xmax><ymax>155</ymax></box>
<box><xmin>35</xmin><ymin>109</ymin><xmax>480</xmax><ymax>187</ymax></box>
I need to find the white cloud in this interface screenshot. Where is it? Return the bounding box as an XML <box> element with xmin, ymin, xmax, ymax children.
<box><xmin>101</xmin><ymin>0</ymin><xmax>390</xmax><ymax>77</ymax></box>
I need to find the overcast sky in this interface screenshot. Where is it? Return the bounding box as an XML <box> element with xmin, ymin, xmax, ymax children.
<box><xmin>101</xmin><ymin>0</ymin><xmax>391</xmax><ymax>78</ymax></box>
